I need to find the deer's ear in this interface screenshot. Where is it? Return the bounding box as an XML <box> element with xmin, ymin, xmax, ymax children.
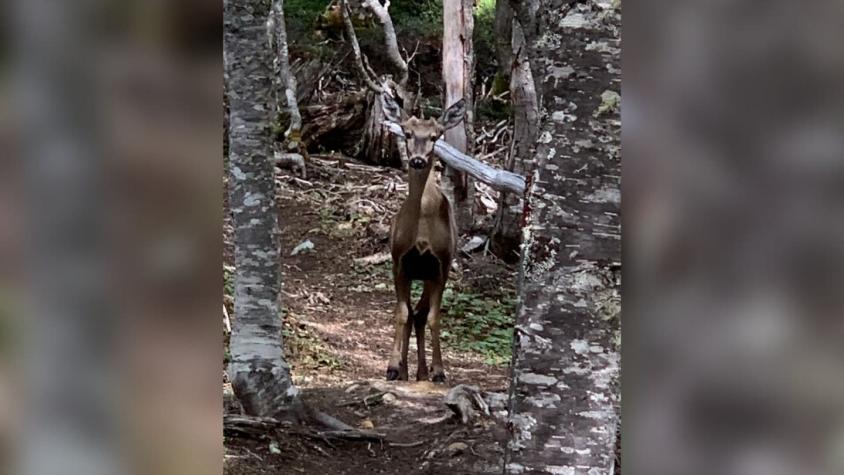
<box><xmin>439</xmin><ymin>99</ymin><xmax>466</xmax><ymax>130</ymax></box>
<box><xmin>382</xmin><ymin>93</ymin><xmax>402</xmax><ymax>124</ymax></box>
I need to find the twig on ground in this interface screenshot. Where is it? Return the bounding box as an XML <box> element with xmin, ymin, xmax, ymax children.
<box><xmin>353</xmin><ymin>252</ymin><xmax>392</xmax><ymax>266</ymax></box>
<box><xmin>389</xmin><ymin>440</ymin><xmax>425</xmax><ymax>448</ymax></box>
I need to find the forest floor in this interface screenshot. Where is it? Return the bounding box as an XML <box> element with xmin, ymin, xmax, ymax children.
<box><xmin>224</xmin><ymin>157</ymin><xmax>519</xmax><ymax>474</ymax></box>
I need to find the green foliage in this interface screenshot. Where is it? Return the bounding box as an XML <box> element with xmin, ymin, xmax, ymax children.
<box><xmin>410</xmin><ymin>276</ymin><xmax>516</xmax><ymax>365</ymax></box>
<box><xmin>390</xmin><ymin>0</ymin><xmax>444</xmax><ymax>37</ymax></box>
<box><xmin>285</xmin><ymin>0</ymin><xmax>329</xmax><ymax>35</ymax></box>
<box><xmin>476</xmin><ymin>95</ymin><xmax>511</xmax><ymax>122</ymax></box>
<box><xmin>412</xmin><ymin>281</ymin><xmax>516</xmax><ymax>366</ymax></box>
<box><xmin>441</xmin><ymin>286</ymin><xmax>516</xmax><ymax>365</ymax></box>
<box><xmin>224</xmin><ymin>264</ymin><xmax>234</xmax><ymax>299</ymax></box>
<box><xmin>283</xmin><ymin>311</ymin><xmax>343</xmax><ymax>370</ymax></box>
<box><xmin>473</xmin><ymin>0</ymin><xmax>499</xmax><ymax>77</ymax></box>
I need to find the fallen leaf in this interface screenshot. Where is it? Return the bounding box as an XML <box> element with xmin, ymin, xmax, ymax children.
<box><xmin>446</xmin><ymin>442</ymin><xmax>468</xmax><ymax>456</ymax></box>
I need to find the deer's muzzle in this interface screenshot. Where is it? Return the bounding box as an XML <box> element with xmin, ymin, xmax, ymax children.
<box><xmin>409</xmin><ymin>157</ymin><xmax>426</xmax><ymax>169</ymax></box>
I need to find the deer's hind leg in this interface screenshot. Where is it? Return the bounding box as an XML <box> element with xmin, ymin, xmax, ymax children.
<box><xmin>386</xmin><ymin>272</ymin><xmax>412</xmax><ymax>381</ymax></box>
<box><xmin>427</xmin><ymin>278</ymin><xmax>447</xmax><ymax>383</ymax></box>
<box><xmin>413</xmin><ymin>282</ymin><xmax>433</xmax><ymax>381</ymax></box>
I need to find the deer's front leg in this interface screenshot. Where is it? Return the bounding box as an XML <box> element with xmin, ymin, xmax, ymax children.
<box><xmin>386</xmin><ymin>273</ymin><xmax>411</xmax><ymax>381</ymax></box>
<box><xmin>427</xmin><ymin>279</ymin><xmax>447</xmax><ymax>383</ymax></box>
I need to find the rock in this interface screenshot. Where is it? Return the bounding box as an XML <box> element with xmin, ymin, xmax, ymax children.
<box><xmin>446</xmin><ymin>442</ymin><xmax>468</xmax><ymax>456</ymax></box>
<box><xmin>360</xmin><ymin>419</ymin><xmax>375</xmax><ymax>430</ymax></box>
<box><xmin>291</xmin><ymin>239</ymin><xmax>315</xmax><ymax>256</ymax></box>
<box><xmin>461</xmin><ymin>236</ymin><xmax>487</xmax><ymax>254</ymax></box>
<box><xmin>444</xmin><ymin>384</ymin><xmax>490</xmax><ymax>424</ymax></box>
<box><xmin>382</xmin><ymin>392</ymin><xmax>397</xmax><ymax>404</ymax></box>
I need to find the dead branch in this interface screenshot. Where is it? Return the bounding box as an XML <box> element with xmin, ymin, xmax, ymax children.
<box><xmin>340</xmin><ymin>0</ymin><xmax>383</xmax><ymax>93</ymax></box>
<box><xmin>270</xmin><ymin>0</ymin><xmax>302</xmax><ymax>135</ymax></box>
<box><xmin>224</xmin><ymin>414</ymin><xmax>292</xmax><ymax>439</ymax></box>
<box><xmin>275</xmin><ymin>151</ymin><xmax>307</xmax><ymax>177</ymax></box>
<box><xmin>383</xmin><ymin>121</ymin><xmax>527</xmax><ymax>194</ymax></box>
<box><xmin>389</xmin><ymin>440</ymin><xmax>426</xmax><ymax>448</ymax></box>
<box><xmin>318</xmin><ymin>430</ymin><xmax>386</xmax><ymax>441</ymax></box>
<box><xmin>360</xmin><ymin>0</ymin><xmax>408</xmax><ymax>87</ymax></box>
<box><xmin>223</xmin><ymin>304</ymin><xmax>231</xmax><ymax>334</ymax></box>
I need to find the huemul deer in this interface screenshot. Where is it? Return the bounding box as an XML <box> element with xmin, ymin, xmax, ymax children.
<box><xmin>382</xmin><ymin>95</ymin><xmax>466</xmax><ymax>382</ymax></box>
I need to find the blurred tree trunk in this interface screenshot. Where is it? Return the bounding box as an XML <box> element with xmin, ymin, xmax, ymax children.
<box><xmin>491</xmin><ymin>19</ymin><xmax>538</xmax><ymax>260</ymax></box>
<box><xmin>224</xmin><ymin>0</ymin><xmax>299</xmax><ymax>419</ymax></box>
<box><xmin>442</xmin><ymin>0</ymin><xmax>475</xmax><ymax>234</ymax></box>
<box><xmin>505</xmin><ymin>1</ymin><xmax>621</xmax><ymax>473</ymax></box>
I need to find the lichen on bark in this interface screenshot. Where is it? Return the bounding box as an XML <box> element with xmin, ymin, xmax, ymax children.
<box><xmin>505</xmin><ymin>1</ymin><xmax>621</xmax><ymax>473</ymax></box>
<box><xmin>225</xmin><ymin>0</ymin><xmax>299</xmax><ymax>419</ymax></box>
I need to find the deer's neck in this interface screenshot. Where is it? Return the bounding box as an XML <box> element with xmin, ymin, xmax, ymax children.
<box><xmin>404</xmin><ymin>168</ymin><xmax>435</xmax><ymax>220</ymax></box>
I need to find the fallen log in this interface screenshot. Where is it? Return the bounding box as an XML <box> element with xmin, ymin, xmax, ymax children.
<box><xmin>383</xmin><ymin>121</ymin><xmax>526</xmax><ymax>195</ymax></box>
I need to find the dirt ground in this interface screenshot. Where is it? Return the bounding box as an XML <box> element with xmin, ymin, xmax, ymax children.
<box><xmin>224</xmin><ymin>157</ymin><xmax>517</xmax><ymax>474</ymax></box>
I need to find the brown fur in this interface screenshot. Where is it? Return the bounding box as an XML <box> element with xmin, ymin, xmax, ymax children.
<box><xmin>384</xmin><ymin>99</ymin><xmax>464</xmax><ymax>382</ymax></box>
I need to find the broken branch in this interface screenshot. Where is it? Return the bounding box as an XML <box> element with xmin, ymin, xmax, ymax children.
<box><xmin>384</xmin><ymin>121</ymin><xmax>527</xmax><ymax>195</ymax></box>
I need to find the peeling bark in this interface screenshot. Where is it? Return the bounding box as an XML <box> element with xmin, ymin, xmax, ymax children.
<box><xmin>442</xmin><ymin>0</ymin><xmax>476</xmax><ymax>233</ymax></box>
<box><xmin>225</xmin><ymin>0</ymin><xmax>300</xmax><ymax>419</ymax></box>
<box><xmin>505</xmin><ymin>2</ymin><xmax>621</xmax><ymax>474</ymax></box>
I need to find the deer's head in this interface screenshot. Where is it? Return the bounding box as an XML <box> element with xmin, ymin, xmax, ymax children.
<box><xmin>383</xmin><ymin>96</ymin><xmax>466</xmax><ymax>171</ymax></box>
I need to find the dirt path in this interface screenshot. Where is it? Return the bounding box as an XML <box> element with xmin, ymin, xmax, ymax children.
<box><xmin>225</xmin><ymin>160</ymin><xmax>515</xmax><ymax>473</ymax></box>
<box><xmin>279</xmin><ymin>190</ymin><xmax>508</xmax><ymax>390</ymax></box>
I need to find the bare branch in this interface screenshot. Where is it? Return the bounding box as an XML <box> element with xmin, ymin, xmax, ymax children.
<box><xmin>340</xmin><ymin>0</ymin><xmax>383</xmax><ymax>93</ymax></box>
<box><xmin>361</xmin><ymin>0</ymin><xmax>409</xmax><ymax>87</ymax></box>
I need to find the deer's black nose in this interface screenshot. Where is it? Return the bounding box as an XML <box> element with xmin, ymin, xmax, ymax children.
<box><xmin>409</xmin><ymin>157</ymin><xmax>426</xmax><ymax>169</ymax></box>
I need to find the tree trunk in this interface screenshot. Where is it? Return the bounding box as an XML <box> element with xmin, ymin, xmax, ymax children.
<box><xmin>505</xmin><ymin>2</ymin><xmax>621</xmax><ymax>474</ymax></box>
<box><xmin>493</xmin><ymin>0</ymin><xmax>513</xmax><ymax>84</ymax></box>
<box><xmin>491</xmin><ymin>20</ymin><xmax>538</xmax><ymax>260</ymax></box>
<box><xmin>442</xmin><ymin>0</ymin><xmax>475</xmax><ymax>234</ymax></box>
<box><xmin>361</xmin><ymin>90</ymin><xmax>403</xmax><ymax>168</ymax></box>
<box><xmin>225</xmin><ymin>0</ymin><xmax>299</xmax><ymax>419</ymax></box>
<box><xmin>15</xmin><ymin>1</ymin><xmax>118</xmax><ymax>472</ymax></box>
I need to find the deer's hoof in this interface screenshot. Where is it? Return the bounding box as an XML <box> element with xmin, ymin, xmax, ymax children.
<box><xmin>385</xmin><ymin>367</ymin><xmax>400</xmax><ymax>381</ymax></box>
<box><xmin>431</xmin><ymin>372</ymin><xmax>446</xmax><ymax>384</ymax></box>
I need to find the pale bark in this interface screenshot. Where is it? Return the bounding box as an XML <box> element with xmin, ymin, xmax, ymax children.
<box><xmin>271</xmin><ymin>0</ymin><xmax>302</xmax><ymax>137</ymax></box>
<box><xmin>491</xmin><ymin>20</ymin><xmax>539</xmax><ymax>258</ymax></box>
<box><xmin>225</xmin><ymin>0</ymin><xmax>299</xmax><ymax>419</ymax></box>
<box><xmin>442</xmin><ymin>0</ymin><xmax>475</xmax><ymax>233</ymax></box>
<box><xmin>361</xmin><ymin>0</ymin><xmax>408</xmax><ymax>88</ymax></box>
<box><xmin>505</xmin><ymin>2</ymin><xmax>621</xmax><ymax>474</ymax></box>
<box><xmin>343</xmin><ymin>0</ymin><xmax>406</xmax><ymax>167</ymax></box>
<box><xmin>341</xmin><ymin>0</ymin><xmax>383</xmax><ymax>94</ymax></box>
